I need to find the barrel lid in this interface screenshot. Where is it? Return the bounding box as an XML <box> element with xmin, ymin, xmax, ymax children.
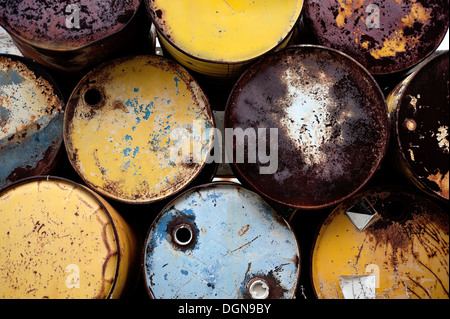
<box><xmin>312</xmin><ymin>186</ymin><xmax>449</xmax><ymax>299</ymax></box>
<box><xmin>0</xmin><ymin>54</ymin><xmax>64</xmax><ymax>189</ymax></box>
<box><xmin>395</xmin><ymin>51</ymin><xmax>449</xmax><ymax>200</ymax></box>
<box><xmin>302</xmin><ymin>0</ymin><xmax>449</xmax><ymax>75</ymax></box>
<box><xmin>143</xmin><ymin>182</ymin><xmax>300</xmax><ymax>299</ymax></box>
<box><xmin>145</xmin><ymin>0</ymin><xmax>304</xmax><ymax>64</ymax></box>
<box><xmin>64</xmin><ymin>55</ymin><xmax>215</xmax><ymax>204</ymax></box>
<box><xmin>0</xmin><ymin>0</ymin><xmax>140</xmax><ymax>50</ymax></box>
<box><xmin>225</xmin><ymin>45</ymin><xmax>389</xmax><ymax>209</ymax></box>
<box><xmin>0</xmin><ymin>176</ymin><xmax>121</xmax><ymax>299</ymax></box>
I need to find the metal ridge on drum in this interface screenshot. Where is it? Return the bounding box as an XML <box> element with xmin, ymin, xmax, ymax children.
<box><xmin>224</xmin><ymin>45</ymin><xmax>390</xmax><ymax>209</ymax></box>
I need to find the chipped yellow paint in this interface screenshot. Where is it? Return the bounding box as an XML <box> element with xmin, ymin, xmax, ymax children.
<box><xmin>147</xmin><ymin>0</ymin><xmax>303</xmax><ymax>78</ymax></box>
<box><xmin>335</xmin><ymin>0</ymin><xmax>365</xmax><ymax>28</ymax></box>
<box><xmin>312</xmin><ymin>191</ymin><xmax>449</xmax><ymax>299</ymax></box>
<box><xmin>64</xmin><ymin>55</ymin><xmax>214</xmax><ymax>204</ymax></box>
<box><xmin>427</xmin><ymin>171</ymin><xmax>449</xmax><ymax>200</ymax></box>
<box><xmin>0</xmin><ymin>177</ymin><xmax>137</xmax><ymax>299</ymax></box>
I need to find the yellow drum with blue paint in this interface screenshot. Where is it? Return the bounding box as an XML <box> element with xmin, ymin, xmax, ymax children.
<box><xmin>143</xmin><ymin>182</ymin><xmax>301</xmax><ymax>299</ymax></box>
<box><xmin>1</xmin><ymin>54</ymin><xmax>64</xmax><ymax>189</ymax></box>
<box><xmin>0</xmin><ymin>176</ymin><xmax>139</xmax><ymax>299</ymax></box>
<box><xmin>312</xmin><ymin>186</ymin><xmax>449</xmax><ymax>299</ymax></box>
<box><xmin>145</xmin><ymin>0</ymin><xmax>304</xmax><ymax>79</ymax></box>
<box><xmin>64</xmin><ymin>55</ymin><xmax>215</xmax><ymax>204</ymax></box>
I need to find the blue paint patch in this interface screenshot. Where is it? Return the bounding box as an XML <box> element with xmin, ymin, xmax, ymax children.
<box><xmin>134</xmin><ymin>88</ymin><xmax>139</xmax><ymax>93</ymax></box>
<box><xmin>123</xmin><ymin>147</ymin><xmax>132</xmax><ymax>157</ymax></box>
<box><xmin>125</xmin><ymin>134</ymin><xmax>133</xmax><ymax>141</ymax></box>
<box><xmin>133</xmin><ymin>146</ymin><xmax>140</xmax><ymax>157</ymax></box>
<box><xmin>174</xmin><ymin>77</ymin><xmax>180</xmax><ymax>87</ymax></box>
<box><xmin>181</xmin><ymin>270</ymin><xmax>188</xmax><ymax>276</ymax></box>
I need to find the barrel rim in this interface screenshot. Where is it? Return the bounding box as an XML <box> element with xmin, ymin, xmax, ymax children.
<box><xmin>224</xmin><ymin>44</ymin><xmax>391</xmax><ymax>210</ymax></box>
<box><xmin>142</xmin><ymin>180</ymin><xmax>302</xmax><ymax>299</ymax></box>
<box><xmin>0</xmin><ymin>175</ymin><xmax>123</xmax><ymax>299</ymax></box>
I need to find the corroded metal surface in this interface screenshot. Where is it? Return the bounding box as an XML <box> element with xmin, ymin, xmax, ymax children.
<box><xmin>301</xmin><ymin>0</ymin><xmax>449</xmax><ymax>74</ymax></box>
<box><xmin>64</xmin><ymin>55</ymin><xmax>215</xmax><ymax>204</ymax></box>
<box><xmin>0</xmin><ymin>0</ymin><xmax>141</xmax><ymax>72</ymax></box>
<box><xmin>225</xmin><ymin>45</ymin><xmax>389</xmax><ymax>209</ymax></box>
<box><xmin>312</xmin><ymin>186</ymin><xmax>449</xmax><ymax>299</ymax></box>
<box><xmin>0</xmin><ymin>54</ymin><xmax>64</xmax><ymax>189</ymax></box>
<box><xmin>0</xmin><ymin>176</ymin><xmax>139</xmax><ymax>299</ymax></box>
<box><xmin>145</xmin><ymin>0</ymin><xmax>304</xmax><ymax>79</ymax></box>
<box><xmin>143</xmin><ymin>182</ymin><xmax>300</xmax><ymax>299</ymax></box>
<box><xmin>387</xmin><ymin>51</ymin><xmax>449</xmax><ymax>201</ymax></box>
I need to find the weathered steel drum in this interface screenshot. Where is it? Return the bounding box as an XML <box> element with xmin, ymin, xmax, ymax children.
<box><xmin>312</xmin><ymin>186</ymin><xmax>449</xmax><ymax>299</ymax></box>
<box><xmin>387</xmin><ymin>51</ymin><xmax>449</xmax><ymax>201</ymax></box>
<box><xmin>0</xmin><ymin>0</ymin><xmax>142</xmax><ymax>73</ymax></box>
<box><xmin>145</xmin><ymin>0</ymin><xmax>304</xmax><ymax>79</ymax></box>
<box><xmin>0</xmin><ymin>27</ymin><xmax>22</xmax><ymax>56</ymax></box>
<box><xmin>64</xmin><ymin>55</ymin><xmax>215</xmax><ymax>204</ymax></box>
<box><xmin>143</xmin><ymin>182</ymin><xmax>300</xmax><ymax>299</ymax></box>
<box><xmin>224</xmin><ymin>45</ymin><xmax>390</xmax><ymax>210</ymax></box>
<box><xmin>300</xmin><ymin>0</ymin><xmax>449</xmax><ymax>75</ymax></box>
<box><xmin>0</xmin><ymin>54</ymin><xmax>64</xmax><ymax>189</ymax></box>
<box><xmin>0</xmin><ymin>176</ymin><xmax>139</xmax><ymax>299</ymax></box>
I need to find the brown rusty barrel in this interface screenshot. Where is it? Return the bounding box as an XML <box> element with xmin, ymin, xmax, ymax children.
<box><xmin>1</xmin><ymin>54</ymin><xmax>64</xmax><ymax>189</ymax></box>
<box><xmin>224</xmin><ymin>45</ymin><xmax>389</xmax><ymax>210</ymax></box>
<box><xmin>0</xmin><ymin>0</ymin><xmax>143</xmax><ymax>73</ymax></box>
<box><xmin>312</xmin><ymin>186</ymin><xmax>449</xmax><ymax>299</ymax></box>
<box><xmin>300</xmin><ymin>0</ymin><xmax>449</xmax><ymax>75</ymax></box>
<box><xmin>386</xmin><ymin>50</ymin><xmax>449</xmax><ymax>201</ymax></box>
<box><xmin>0</xmin><ymin>176</ymin><xmax>139</xmax><ymax>299</ymax></box>
<box><xmin>64</xmin><ymin>55</ymin><xmax>216</xmax><ymax>204</ymax></box>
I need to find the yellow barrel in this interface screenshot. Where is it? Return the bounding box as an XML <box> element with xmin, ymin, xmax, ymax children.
<box><xmin>312</xmin><ymin>186</ymin><xmax>449</xmax><ymax>299</ymax></box>
<box><xmin>386</xmin><ymin>51</ymin><xmax>449</xmax><ymax>201</ymax></box>
<box><xmin>64</xmin><ymin>55</ymin><xmax>215</xmax><ymax>204</ymax></box>
<box><xmin>145</xmin><ymin>0</ymin><xmax>304</xmax><ymax>80</ymax></box>
<box><xmin>0</xmin><ymin>176</ymin><xmax>139</xmax><ymax>299</ymax></box>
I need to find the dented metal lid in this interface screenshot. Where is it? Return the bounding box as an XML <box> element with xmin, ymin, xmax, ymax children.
<box><xmin>0</xmin><ymin>176</ymin><xmax>136</xmax><ymax>299</ymax></box>
<box><xmin>388</xmin><ymin>51</ymin><xmax>449</xmax><ymax>201</ymax></box>
<box><xmin>0</xmin><ymin>0</ymin><xmax>140</xmax><ymax>50</ymax></box>
<box><xmin>64</xmin><ymin>55</ymin><xmax>215</xmax><ymax>204</ymax></box>
<box><xmin>0</xmin><ymin>54</ymin><xmax>64</xmax><ymax>189</ymax></box>
<box><xmin>312</xmin><ymin>186</ymin><xmax>449</xmax><ymax>299</ymax></box>
<box><xmin>301</xmin><ymin>0</ymin><xmax>449</xmax><ymax>75</ymax></box>
<box><xmin>143</xmin><ymin>182</ymin><xmax>300</xmax><ymax>299</ymax></box>
<box><xmin>224</xmin><ymin>45</ymin><xmax>390</xmax><ymax>209</ymax></box>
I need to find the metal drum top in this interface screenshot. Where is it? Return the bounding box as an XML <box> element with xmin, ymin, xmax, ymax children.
<box><xmin>301</xmin><ymin>0</ymin><xmax>449</xmax><ymax>75</ymax></box>
<box><xmin>145</xmin><ymin>0</ymin><xmax>304</xmax><ymax>78</ymax></box>
<box><xmin>225</xmin><ymin>45</ymin><xmax>389</xmax><ymax>210</ymax></box>
<box><xmin>143</xmin><ymin>183</ymin><xmax>300</xmax><ymax>299</ymax></box>
<box><xmin>0</xmin><ymin>54</ymin><xmax>64</xmax><ymax>189</ymax></box>
<box><xmin>312</xmin><ymin>186</ymin><xmax>449</xmax><ymax>299</ymax></box>
<box><xmin>0</xmin><ymin>0</ymin><xmax>140</xmax><ymax>50</ymax></box>
<box><xmin>64</xmin><ymin>55</ymin><xmax>215</xmax><ymax>204</ymax></box>
<box><xmin>387</xmin><ymin>51</ymin><xmax>449</xmax><ymax>201</ymax></box>
<box><xmin>0</xmin><ymin>176</ymin><xmax>138</xmax><ymax>299</ymax></box>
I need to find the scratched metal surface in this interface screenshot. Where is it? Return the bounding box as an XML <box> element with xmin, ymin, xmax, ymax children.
<box><xmin>312</xmin><ymin>186</ymin><xmax>449</xmax><ymax>299</ymax></box>
<box><xmin>0</xmin><ymin>55</ymin><xmax>64</xmax><ymax>189</ymax></box>
<box><xmin>387</xmin><ymin>51</ymin><xmax>449</xmax><ymax>201</ymax></box>
<box><xmin>301</xmin><ymin>0</ymin><xmax>449</xmax><ymax>75</ymax></box>
<box><xmin>64</xmin><ymin>55</ymin><xmax>215</xmax><ymax>204</ymax></box>
<box><xmin>225</xmin><ymin>45</ymin><xmax>389</xmax><ymax>210</ymax></box>
<box><xmin>143</xmin><ymin>183</ymin><xmax>300</xmax><ymax>299</ymax></box>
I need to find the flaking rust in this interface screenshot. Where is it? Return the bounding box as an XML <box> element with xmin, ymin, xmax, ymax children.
<box><xmin>387</xmin><ymin>51</ymin><xmax>449</xmax><ymax>201</ymax></box>
<box><xmin>0</xmin><ymin>0</ymin><xmax>141</xmax><ymax>73</ymax></box>
<box><xmin>0</xmin><ymin>54</ymin><xmax>64</xmax><ymax>189</ymax></box>
<box><xmin>300</xmin><ymin>0</ymin><xmax>449</xmax><ymax>74</ymax></box>
<box><xmin>143</xmin><ymin>182</ymin><xmax>301</xmax><ymax>299</ymax></box>
<box><xmin>312</xmin><ymin>186</ymin><xmax>449</xmax><ymax>299</ymax></box>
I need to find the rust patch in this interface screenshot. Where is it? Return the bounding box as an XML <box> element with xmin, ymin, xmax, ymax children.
<box><xmin>166</xmin><ymin>211</ymin><xmax>199</xmax><ymax>251</ymax></box>
<box><xmin>238</xmin><ymin>224</ymin><xmax>250</xmax><ymax>237</ymax></box>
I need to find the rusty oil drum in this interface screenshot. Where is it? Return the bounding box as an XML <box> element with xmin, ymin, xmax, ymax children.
<box><xmin>1</xmin><ymin>54</ymin><xmax>64</xmax><ymax>189</ymax></box>
<box><xmin>145</xmin><ymin>0</ymin><xmax>304</xmax><ymax>80</ymax></box>
<box><xmin>224</xmin><ymin>45</ymin><xmax>390</xmax><ymax>210</ymax></box>
<box><xmin>300</xmin><ymin>0</ymin><xmax>449</xmax><ymax>75</ymax></box>
<box><xmin>0</xmin><ymin>176</ymin><xmax>139</xmax><ymax>299</ymax></box>
<box><xmin>387</xmin><ymin>51</ymin><xmax>449</xmax><ymax>201</ymax></box>
<box><xmin>143</xmin><ymin>182</ymin><xmax>300</xmax><ymax>299</ymax></box>
<box><xmin>311</xmin><ymin>186</ymin><xmax>449</xmax><ymax>299</ymax></box>
<box><xmin>0</xmin><ymin>0</ymin><xmax>142</xmax><ymax>73</ymax></box>
<box><xmin>64</xmin><ymin>55</ymin><xmax>215</xmax><ymax>204</ymax></box>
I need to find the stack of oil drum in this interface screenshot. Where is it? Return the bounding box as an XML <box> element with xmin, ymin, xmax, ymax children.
<box><xmin>0</xmin><ymin>0</ymin><xmax>448</xmax><ymax>300</ymax></box>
